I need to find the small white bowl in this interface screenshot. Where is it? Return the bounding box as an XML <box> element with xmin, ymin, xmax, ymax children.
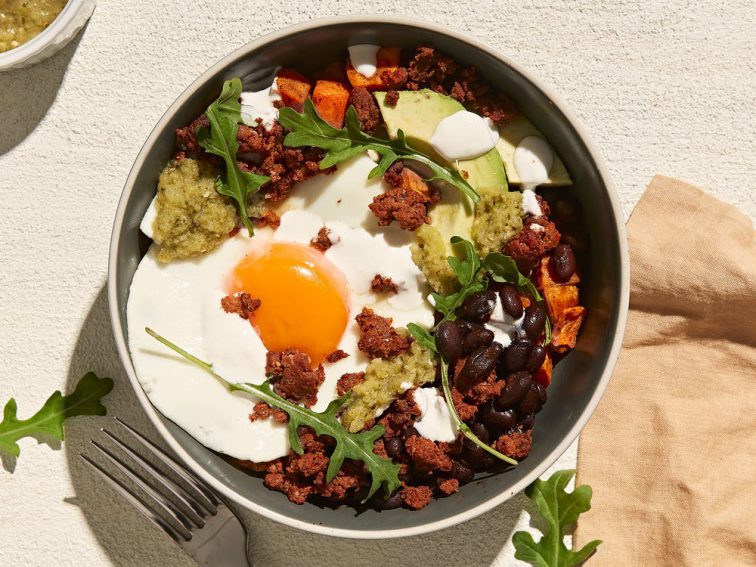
<box><xmin>0</xmin><ymin>0</ymin><xmax>95</xmax><ymax>71</ymax></box>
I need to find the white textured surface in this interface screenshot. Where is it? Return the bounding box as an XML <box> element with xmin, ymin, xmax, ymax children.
<box><xmin>0</xmin><ymin>1</ymin><xmax>753</xmax><ymax>566</ymax></box>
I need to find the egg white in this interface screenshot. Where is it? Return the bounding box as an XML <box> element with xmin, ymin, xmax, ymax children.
<box><xmin>128</xmin><ymin>154</ymin><xmax>434</xmax><ymax>462</ymax></box>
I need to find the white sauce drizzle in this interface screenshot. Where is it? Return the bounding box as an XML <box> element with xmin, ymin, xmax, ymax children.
<box><xmin>413</xmin><ymin>387</ymin><xmax>459</xmax><ymax>442</ymax></box>
<box><xmin>486</xmin><ymin>294</ymin><xmax>525</xmax><ymax>348</ymax></box>
<box><xmin>348</xmin><ymin>44</ymin><xmax>381</xmax><ymax>78</ymax></box>
<box><xmin>530</xmin><ymin>223</ymin><xmax>545</xmax><ymax>232</ymax></box>
<box><xmin>521</xmin><ymin>188</ymin><xmax>543</xmax><ymax>217</ymax></box>
<box><xmin>240</xmin><ymin>79</ymin><xmax>281</xmax><ymax>131</ymax></box>
<box><xmin>140</xmin><ymin>196</ymin><xmax>158</xmax><ymax>239</ymax></box>
<box><xmin>429</xmin><ymin>110</ymin><xmax>500</xmax><ymax>161</ymax></box>
<box><xmin>514</xmin><ymin>135</ymin><xmax>555</xmax><ymax>217</ymax></box>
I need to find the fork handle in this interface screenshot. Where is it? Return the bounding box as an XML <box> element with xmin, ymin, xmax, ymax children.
<box><xmin>188</xmin><ymin>506</ymin><xmax>251</xmax><ymax>567</ymax></box>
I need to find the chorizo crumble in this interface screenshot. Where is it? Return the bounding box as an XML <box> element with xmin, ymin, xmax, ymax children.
<box><xmin>355</xmin><ymin>307</ymin><xmax>413</xmax><ymax>359</ymax></box>
<box><xmin>370</xmin><ymin>274</ymin><xmax>400</xmax><ymax>294</ymax></box>
<box><xmin>309</xmin><ymin>227</ymin><xmax>333</xmax><ymax>252</ymax></box>
<box><xmin>220</xmin><ymin>292</ymin><xmax>261</xmax><ymax>320</ymax></box>
<box><xmin>325</xmin><ymin>349</ymin><xmax>349</xmax><ymax>363</ymax></box>
<box><xmin>266</xmin><ymin>350</ymin><xmax>325</xmax><ymax>408</ymax></box>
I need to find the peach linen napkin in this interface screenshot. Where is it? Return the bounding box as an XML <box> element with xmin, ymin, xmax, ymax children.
<box><xmin>574</xmin><ymin>176</ymin><xmax>756</xmax><ymax>566</ymax></box>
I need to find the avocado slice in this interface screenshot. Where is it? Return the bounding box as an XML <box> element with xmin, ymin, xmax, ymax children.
<box><xmin>375</xmin><ymin>90</ymin><xmax>508</xmax><ymax>253</ymax></box>
<box><xmin>375</xmin><ymin>89</ymin><xmax>507</xmax><ymax>190</ymax></box>
<box><xmin>496</xmin><ymin>116</ymin><xmax>572</xmax><ymax>186</ymax></box>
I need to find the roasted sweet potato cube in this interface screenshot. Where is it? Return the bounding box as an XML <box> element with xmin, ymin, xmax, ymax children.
<box><xmin>537</xmin><ymin>256</ymin><xmax>580</xmax><ymax>290</ymax></box>
<box><xmin>346</xmin><ymin>47</ymin><xmax>403</xmax><ymax>91</ymax></box>
<box><xmin>533</xmin><ymin>352</ymin><xmax>553</xmax><ymax>387</ymax></box>
<box><xmin>312</xmin><ymin>80</ymin><xmax>351</xmax><ymax>128</ymax></box>
<box><xmin>544</xmin><ymin>284</ymin><xmax>579</xmax><ymax>321</ymax></box>
<box><xmin>400</xmin><ymin>167</ymin><xmax>433</xmax><ymax>200</ymax></box>
<box><xmin>551</xmin><ymin>306</ymin><xmax>586</xmax><ymax>353</ymax></box>
<box><xmin>276</xmin><ymin>69</ymin><xmax>311</xmax><ymax>112</ymax></box>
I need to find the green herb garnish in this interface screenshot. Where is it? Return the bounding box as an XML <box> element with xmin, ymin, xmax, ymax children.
<box><xmin>196</xmin><ymin>78</ymin><xmax>270</xmax><ymax>235</ymax></box>
<box><xmin>407</xmin><ymin>236</ymin><xmax>551</xmax><ymax>467</ymax></box>
<box><xmin>146</xmin><ymin>328</ymin><xmax>401</xmax><ymax>501</ymax></box>
<box><xmin>279</xmin><ymin>99</ymin><xmax>479</xmax><ymax>203</ymax></box>
<box><xmin>0</xmin><ymin>372</ymin><xmax>113</xmax><ymax>459</ymax></box>
<box><xmin>430</xmin><ymin>236</ymin><xmax>487</xmax><ymax>325</ymax></box>
<box><xmin>513</xmin><ymin>469</ymin><xmax>602</xmax><ymax>567</ymax></box>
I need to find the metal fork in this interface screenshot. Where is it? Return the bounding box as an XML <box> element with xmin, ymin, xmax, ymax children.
<box><xmin>80</xmin><ymin>418</ymin><xmax>251</xmax><ymax>567</ymax></box>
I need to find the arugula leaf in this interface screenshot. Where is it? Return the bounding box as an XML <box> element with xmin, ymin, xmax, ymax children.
<box><xmin>146</xmin><ymin>328</ymin><xmax>401</xmax><ymax>501</ymax></box>
<box><xmin>406</xmin><ymin>323</ymin><xmax>438</xmax><ymax>353</ymax></box>
<box><xmin>0</xmin><ymin>372</ymin><xmax>114</xmax><ymax>458</ymax></box>
<box><xmin>513</xmin><ymin>469</ymin><xmax>602</xmax><ymax>567</ymax></box>
<box><xmin>196</xmin><ymin>78</ymin><xmax>270</xmax><ymax>235</ymax></box>
<box><xmin>279</xmin><ymin>99</ymin><xmax>480</xmax><ymax>203</ymax></box>
<box><xmin>431</xmin><ymin>236</ymin><xmax>488</xmax><ymax>321</ymax></box>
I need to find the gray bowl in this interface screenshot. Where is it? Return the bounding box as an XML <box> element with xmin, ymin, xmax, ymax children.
<box><xmin>108</xmin><ymin>16</ymin><xmax>629</xmax><ymax>539</ymax></box>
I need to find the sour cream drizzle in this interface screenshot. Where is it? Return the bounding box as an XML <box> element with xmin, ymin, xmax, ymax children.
<box><xmin>413</xmin><ymin>387</ymin><xmax>459</xmax><ymax>442</ymax></box>
<box><xmin>430</xmin><ymin>110</ymin><xmax>500</xmax><ymax>161</ymax></box>
<box><xmin>240</xmin><ymin>79</ymin><xmax>281</xmax><ymax>131</ymax></box>
<box><xmin>140</xmin><ymin>196</ymin><xmax>158</xmax><ymax>239</ymax></box>
<box><xmin>348</xmin><ymin>44</ymin><xmax>381</xmax><ymax>78</ymax></box>
<box><xmin>514</xmin><ymin>135</ymin><xmax>555</xmax><ymax>217</ymax></box>
<box><xmin>485</xmin><ymin>294</ymin><xmax>525</xmax><ymax>348</ymax></box>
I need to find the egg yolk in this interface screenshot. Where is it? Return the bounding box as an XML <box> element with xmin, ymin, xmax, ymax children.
<box><xmin>228</xmin><ymin>242</ymin><xmax>350</xmax><ymax>366</ymax></box>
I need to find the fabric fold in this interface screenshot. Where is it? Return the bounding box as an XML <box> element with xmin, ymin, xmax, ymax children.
<box><xmin>574</xmin><ymin>176</ymin><xmax>756</xmax><ymax>566</ymax></box>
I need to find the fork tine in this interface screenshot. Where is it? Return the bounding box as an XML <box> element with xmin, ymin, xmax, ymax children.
<box><xmin>102</xmin><ymin>428</ymin><xmax>207</xmax><ymax>526</ymax></box>
<box><xmin>114</xmin><ymin>418</ymin><xmax>219</xmax><ymax>513</ymax></box>
<box><xmin>79</xmin><ymin>453</ymin><xmax>187</xmax><ymax>543</ymax></box>
<box><xmin>90</xmin><ymin>440</ymin><xmax>194</xmax><ymax>540</ymax></box>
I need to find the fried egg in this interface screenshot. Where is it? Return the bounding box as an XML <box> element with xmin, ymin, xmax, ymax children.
<box><xmin>127</xmin><ymin>155</ymin><xmax>433</xmax><ymax>462</ymax></box>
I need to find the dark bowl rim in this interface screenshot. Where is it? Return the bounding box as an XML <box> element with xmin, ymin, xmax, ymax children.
<box><xmin>107</xmin><ymin>15</ymin><xmax>630</xmax><ymax>539</ymax></box>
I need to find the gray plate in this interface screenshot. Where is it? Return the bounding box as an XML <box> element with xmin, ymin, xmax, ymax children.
<box><xmin>108</xmin><ymin>16</ymin><xmax>629</xmax><ymax>539</ymax></box>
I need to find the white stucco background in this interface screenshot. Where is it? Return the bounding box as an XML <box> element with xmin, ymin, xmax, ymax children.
<box><xmin>0</xmin><ymin>1</ymin><xmax>753</xmax><ymax>566</ymax></box>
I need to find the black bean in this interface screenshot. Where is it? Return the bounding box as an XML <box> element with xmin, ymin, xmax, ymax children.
<box><xmin>385</xmin><ymin>437</ymin><xmax>404</xmax><ymax>460</ymax></box>
<box><xmin>520</xmin><ymin>413</ymin><xmax>535</xmax><ymax>430</ymax></box>
<box><xmin>519</xmin><ymin>383</ymin><xmax>541</xmax><ymax>415</ymax></box>
<box><xmin>403</xmin><ymin>426</ymin><xmax>419</xmax><ymax>440</ymax></box>
<box><xmin>436</xmin><ymin>320</ymin><xmax>462</xmax><ymax>362</ymax></box>
<box><xmin>525</xmin><ymin>345</ymin><xmax>547</xmax><ymax>373</ymax></box>
<box><xmin>535</xmin><ymin>383</ymin><xmax>547</xmax><ymax>412</ymax></box>
<box><xmin>411</xmin><ymin>468</ymin><xmax>435</xmax><ymax>484</ymax></box>
<box><xmin>481</xmin><ymin>403</ymin><xmax>517</xmax><ymax>432</ymax></box>
<box><xmin>498</xmin><ymin>283</ymin><xmax>523</xmax><ymax>319</ymax></box>
<box><xmin>455</xmin><ymin>320</ymin><xmax>474</xmax><ymax>336</ymax></box>
<box><xmin>463</xmin><ymin>441</ymin><xmax>496</xmax><ymax>471</ymax></box>
<box><xmin>522</xmin><ymin>304</ymin><xmax>547</xmax><ymax>340</ymax></box>
<box><xmin>552</xmin><ymin>243</ymin><xmax>577</xmax><ymax>281</ymax></box>
<box><xmin>496</xmin><ymin>371</ymin><xmax>532</xmax><ymax>409</ymax></box>
<box><xmin>457</xmin><ymin>291</ymin><xmax>497</xmax><ymax>323</ymax></box>
<box><xmin>456</xmin><ymin>343</ymin><xmax>503</xmax><ymax>390</ymax></box>
<box><xmin>504</xmin><ymin>338</ymin><xmax>534</xmax><ymax>372</ymax></box>
<box><xmin>446</xmin><ymin>436</ymin><xmax>464</xmax><ymax>456</ymax></box>
<box><xmin>450</xmin><ymin>460</ymin><xmax>475</xmax><ymax>484</ymax></box>
<box><xmin>463</xmin><ymin>326</ymin><xmax>494</xmax><ymax>354</ymax></box>
<box><xmin>377</xmin><ymin>492</ymin><xmax>404</xmax><ymax>510</ymax></box>
<box><xmin>469</xmin><ymin>422</ymin><xmax>489</xmax><ymax>444</ymax></box>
